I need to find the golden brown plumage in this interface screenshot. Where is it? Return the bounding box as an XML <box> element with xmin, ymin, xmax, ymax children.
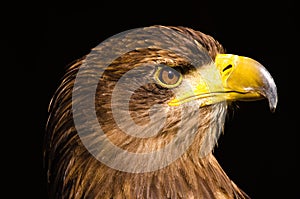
<box><xmin>44</xmin><ymin>25</ymin><xmax>277</xmax><ymax>198</ymax></box>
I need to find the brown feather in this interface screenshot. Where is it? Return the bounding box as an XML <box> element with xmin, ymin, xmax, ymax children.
<box><xmin>44</xmin><ymin>25</ymin><xmax>250</xmax><ymax>199</ymax></box>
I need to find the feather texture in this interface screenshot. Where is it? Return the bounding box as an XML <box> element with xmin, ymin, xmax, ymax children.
<box><xmin>44</xmin><ymin>25</ymin><xmax>250</xmax><ymax>199</ymax></box>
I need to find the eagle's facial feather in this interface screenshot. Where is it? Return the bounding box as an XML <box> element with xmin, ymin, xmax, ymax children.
<box><xmin>95</xmin><ymin>48</ymin><xmax>223</xmax><ymax>154</ymax></box>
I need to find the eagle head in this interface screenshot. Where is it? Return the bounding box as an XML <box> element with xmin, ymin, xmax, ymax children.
<box><xmin>45</xmin><ymin>25</ymin><xmax>277</xmax><ymax>198</ymax></box>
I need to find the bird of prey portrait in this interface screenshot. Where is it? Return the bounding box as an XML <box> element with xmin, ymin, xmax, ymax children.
<box><xmin>44</xmin><ymin>25</ymin><xmax>277</xmax><ymax>199</ymax></box>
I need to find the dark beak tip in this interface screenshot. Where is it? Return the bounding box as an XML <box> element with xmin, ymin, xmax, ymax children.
<box><xmin>270</xmin><ymin>106</ymin><xmax>277</xmax><ymax>113</ymax></box>
<box><xmin>268</xmin><ymin>94</ymin><xmax>278</xmax><ymax>113</ymax></box>
<box><xmin>263</xmin><ymin>77</ymin><xmax>278</xmax><ymax>113</ymax></box>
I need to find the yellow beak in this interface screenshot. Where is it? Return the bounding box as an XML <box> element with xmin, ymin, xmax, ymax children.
<box><xmin>168</xmin><ymin>54</ymin><xmax>278</xmax><ymax>111</ymax></box>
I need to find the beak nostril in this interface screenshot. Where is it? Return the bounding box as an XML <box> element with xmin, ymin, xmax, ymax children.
<box><xmin>222</xmin><ymin>64</ymin><xmax>232</xmax><ymax>72</ymax></box>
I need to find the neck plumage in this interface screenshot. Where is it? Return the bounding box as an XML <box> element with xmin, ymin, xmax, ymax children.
<box><xmin>55</xmin><ymin>142</ymin><xmax>249</xmax><ymax>199</ymax></box>
<box><xmin>48</xmin><ymin>119</ymin><xmax>249</xmax><ymax>199</ymax></box>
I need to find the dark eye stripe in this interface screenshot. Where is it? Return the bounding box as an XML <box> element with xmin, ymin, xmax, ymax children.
<box><xmin>172</xmin><ymin>64</ymin><xmax>196</xmax><ymax>75</ymax></box>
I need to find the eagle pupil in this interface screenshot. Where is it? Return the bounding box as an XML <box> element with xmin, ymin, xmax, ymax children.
<box><xmin>168</xmin><ymin>71</ymin><xmax>174</xmax><ymax>79</ymax></box>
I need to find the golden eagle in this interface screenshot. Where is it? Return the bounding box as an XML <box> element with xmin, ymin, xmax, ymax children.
<box><xmin>44</xmin><ymin>25</ymin><xmax>277</xmax><ymax>198</ymax></box>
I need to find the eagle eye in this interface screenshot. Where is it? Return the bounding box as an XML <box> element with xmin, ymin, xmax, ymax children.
<box><xmin>155</xmin><ymin>66</ymin><xmax>182</xmax><ymax>88</ymax></box>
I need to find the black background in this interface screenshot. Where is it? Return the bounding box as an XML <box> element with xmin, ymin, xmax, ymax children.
<box><xmin>4</xmin><ymin>1</ymin><xmax>297</xmax><ymax>198</ymax></box>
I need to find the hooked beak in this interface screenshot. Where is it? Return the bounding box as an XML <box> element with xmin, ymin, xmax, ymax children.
<box><xmin>168</xmin><ymin>54</ymin><xmax>278</xmax><ymax>112</ymax></box>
